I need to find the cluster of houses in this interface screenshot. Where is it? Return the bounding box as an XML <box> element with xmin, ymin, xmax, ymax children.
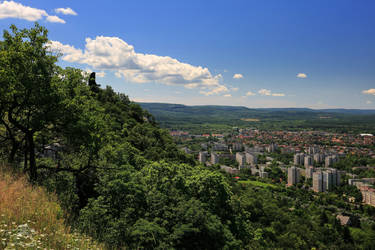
<box><xmin>195</xmin><ymin>141</ymin><xmax>375</xmax><ymax>207</ymax></box>
<box><xmin>288</xmin><ymin>153</ymin><xmax>375</xmax><ymax>207</ymax></box>
<box><xmin>233</xmin><ymin>129</ymin><xmax>375</xmax><ymax>157</ymax></box>
<box><xmin>287</xmin><ymin>166</ymin><xmax>344</xmax><ymax>192</ymax></box>
<box><xmin>293</xmin><ymin>146</ymin><xmax>344</xmax><ymax>168</ymax></box>
<box><xmin>287</xmin><ymin>147</ymin><xmax>346</xmax><ymax>192</ymax></box>
<box><xmin>199</xmin><ymin>143</ymin><xmax>279</xmax><ymax>179</ymax></box>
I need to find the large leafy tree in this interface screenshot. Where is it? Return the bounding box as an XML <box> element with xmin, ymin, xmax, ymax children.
<box><xmin>0</xmin><ymin>24</ymin><xmax>61</xmax><ymax>180</ymax></box>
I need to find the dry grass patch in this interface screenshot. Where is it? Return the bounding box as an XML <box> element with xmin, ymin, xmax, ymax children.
<box><xmin>0</xmin><ymin>165</ymin><xmax>104</xmax><ymax>249</ymax></box>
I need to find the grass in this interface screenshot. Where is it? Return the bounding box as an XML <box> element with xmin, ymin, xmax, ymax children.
<box><xmin>0</xmin><ymin>165</ymin><xmax>104</xmax><ymax>249</ymax></box>
<box><xmin>238</xmin><ymin>180</ymin><xmax>277</xmax><ymax>188</ymax></box>
<box><xmin>240</xmin><ymin>118</ymin><xmax>260</xmax><ymax>122</ymax></box>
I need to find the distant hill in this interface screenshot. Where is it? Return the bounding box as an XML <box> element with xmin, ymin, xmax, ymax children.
<box><xmin>139</xmin><ymin>103</ymin><xmax>375</xmax><ymax>115</ymax></box>
<box><xmin>319</xmin><ymin>109</ymin><xmax>375</xmax><ymax>115</ymax></box>
<box><xmin>137</xmin><ymin>102</ymin><xmax>375</xmax><ymax>133</ymax></box>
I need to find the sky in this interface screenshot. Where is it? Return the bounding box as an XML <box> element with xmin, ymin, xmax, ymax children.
<box><xmin>0</xmin><ymin>0</ymin><xmax>375</xmax><ymax>109</ymax></box>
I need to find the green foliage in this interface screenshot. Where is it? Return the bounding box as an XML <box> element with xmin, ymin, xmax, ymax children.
<box><xmin>335</xmin><ymin>184</ymin><xmax>363</xmax><ymax>203</ymax></box>
<box><xmin>265</xmin><ymin>165</ymin><xmax>286</xmax><ymax>182</ymax></box>
<box><xmin>1</xmin><ymin>24</ymin><xmax>374</xmax><ymax>249</ymax></box>
<box><xmin>79</xmin><ymin>162</ymin><xmax>238</xmax><ymax>248</ymax></box>
<box><xmin>0</xmin><ymin>24</ymin><xmax>62</xmax><ymax>179</ymax></box>
<box><xmin>219</xmin><ymin>156</ymin><xmax>236</xmax><ymax>166</ymax></box>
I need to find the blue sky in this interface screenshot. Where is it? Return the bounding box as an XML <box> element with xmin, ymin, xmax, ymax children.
<box><xmin>1</xmin><ymin>0</ymin><xmax>375</xmax><ymax>108</ymax></box>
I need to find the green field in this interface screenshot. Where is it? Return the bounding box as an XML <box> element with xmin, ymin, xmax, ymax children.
<box><xmin>238</xmin><ymin>180</ymin><xmax>277</xmax><ymax>188</ymax></box>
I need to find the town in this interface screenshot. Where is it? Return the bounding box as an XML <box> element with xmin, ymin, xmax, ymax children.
<box><xmin>172</xmin><ymin>128</ymin><xmax>375</xmax><ymax>207</ymax></box>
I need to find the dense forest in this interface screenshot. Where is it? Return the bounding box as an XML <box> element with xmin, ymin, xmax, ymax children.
<box><xmin>1</xmin><ymin>24</ymin><xmax>375</xmax><ymax>249</ymax></box>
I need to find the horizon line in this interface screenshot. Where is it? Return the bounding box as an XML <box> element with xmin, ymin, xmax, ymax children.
<box><xmin>134</xmin><ymin>101</ymin><xmax>375</xmax><ymax>111</ymax></box>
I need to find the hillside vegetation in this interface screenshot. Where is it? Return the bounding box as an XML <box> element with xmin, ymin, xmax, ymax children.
<box><xmin>1</xmin><ymin>24</ymin><xmax>375</xmax><ymax>249</ymax></box>
<box><xmin>0</xmin><ymin>165</ymin><xmax>103</xmax><ymax>249</ymax></box>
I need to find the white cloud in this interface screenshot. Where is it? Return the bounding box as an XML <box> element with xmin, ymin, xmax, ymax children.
<box><xmin>55</xmin><ymin>7</ymin><xmax>77</xmax><ymax>16</ymax></box>
<box><xmin>223</xmin><ymin>94</ymin><xmax>232</xmax><ymax>98</ymax></box>
<box><xmin>258</xmin><ymin>89</ymin><xmax>271</xmax><ymax>96</ymax></box>
<box><xmin>233</xmin><ymin>73</ymin><xmax>243</xmax><ymax>79</ymax></box>
<box><xmin>83</xmin><ymin>68</ymin><xmax>106</xmax><ymax>78</ymax></box>
<box><xmin>297</xmin><ymin>73</ymin><xmax>307</xmax><ymax>78</ymax></box>
<box><xmin>199</xmin><ymin>84</ymin><xmax>228</xmax><ymax>96</ymax></box>
<box><xmin>366</xmin><ymin>100</ymin><xmax>372</xmax><ymax>104</ymax></box>
<box><xmin>114</xmin><ymin>71</ymin><xmax>122</xmax><ymax>78</ymax></box>
<box><xmin>258</xmin><ymin>88</ymin><xmax>285</xmax><ymax>97</ymax></box>
<box><xmin>271</xmin><ymin>93</ymin><xmax>285</xmax><ymax>97</ymax></box>
<box><xmin>96</xmin><ymin>71</ymin><xmax>106</xmax><ymax>78</ymax></box>
<box><xmin>49</xmin><ymin>36</ymin><xmax>228</xmax><ymax>96</ymax></box>
<box><xmin>362</xmin><ymin>89</ymin><xmax>375</xmax><ymax>96</ymax></box>
<box><xmin>46</xmin><ymin>15</ymin><xmax>65</xmax><ymax>23</ymax></box>
<box><xmin>184</xmin><ymin>83</ymin><xmax>199</xmax><ymax>89</ymax></box>
<box><xmin>246</xmin><ymin>91</ymin><xmax>256</xmax><ymax>96</ymax></box>
<box><xmin>49</xmin><ymin>40</ymin><xmax>83</xmax><ymax>61</ymax></box>
<box><xmin>0</xmin><ymin>1</ymin><xmax>65</xmax><ymax>23</ymax></box>
<box><xmin>0</xmin><ymin>1</ymin><xmax>46</xmax><ymax>21</ymax></box>
<box><xmin>231</xmin><ymin>87</ymin><xmax>239</xmax><ymax>92</ymax></box>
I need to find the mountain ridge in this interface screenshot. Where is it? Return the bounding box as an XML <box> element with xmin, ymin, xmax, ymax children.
<box><xmin>137</xmin><ymin>102</ymin><xmax>375</xmax><ymax>115</ymax></box>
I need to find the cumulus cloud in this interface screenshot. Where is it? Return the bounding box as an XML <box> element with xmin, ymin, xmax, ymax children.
<box><xmin>0</xmin><ymin>1</ymin><xmax>65</xmax><ymax>23</ymax></box>
<box><xmin>199</xmin><ymin>84</ymin><xmax>228</xmax><ymax>96</ymax></box>
<box><xmin>223</xmin><ymin>94</ymin><xmax>232</xmax><ymax>98</ymax></box>
<box><xmin>271</xmin><ymin>93</ymin><xmax>285</xmax><ymax>97</ymax></box>
<box><xmin>258</xmin><ymin>89</ymin><xmax>271</xmax><ymax>96</ymax></box>
<box><xmin>49</xmin><ymin>40</ymin><xmax>83</xmax><ymax>60</ymax></box>
<box><xmin>55</xmin><ymin>7</ymin><xmax>77</xmax><ymax>15</ymax></box>
<box><xmin>231</xmin><ymin>87</ymin><xmax>239</xmax><ymax>92</ymax></box>
<box><xmin>258</xmin><ymin>89</ymin><xmax>285</xmax><ymax>97</ymax></box>
<box><xmin>362</xmin><ymin>89</ymin><xmax>375</xmax><ymax>96</ymax></box>
<box><xmin>49</xmin><ymin>36</ymin><xmax>228</xmax><ymax>96</ymax></box>
<box><xmin>297</xmin><ymin>73</ymin><xmax>307</xmax><ymax>78</ymax></box>
<box><xmin>83</xmin><ymin>68</ymin><xmax>106</xmax><ymax>78</ymax></box>
<box><xmin>0</xmin><ymin>1</ymin><xmax>46</xmax><ymax>21</ymax></box>
<box><xmin>246</xmin><ymin>91</ymin><xmax>256</xmax><ymax>96</ymax></box>
<box><xmin>96</xmin><ymin>71</ymin><xmax>106</xmax><ymax>78</ymax></box>
<box><xmin>366</xmin><ymin>100</ymin><xmax>372</xmax><ymax>104</ymax></box>
<box><xmin>46</xmin><ymin>15</ymin><xmax>65</xmax><ymax>23</ymax></box>
<box><xmin>233</xmin><ymin>73</ymin><xmax>243</xmax><ymax>79</ymax></box>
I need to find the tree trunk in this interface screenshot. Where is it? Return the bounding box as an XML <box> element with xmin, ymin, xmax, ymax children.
<box><xmin>27</xmin><ymin>132</ymin><xmax>37</xmax><ymax>181</ymax></box>
<box><xmin>24</xmin><ymin>139</ymin><xmax>28</xmax><ymax>172</ymax></box>
<box><xmin>75</xmin><ymin>168</ymin><xmax>97</xmax><ymax>210</ymax></box>
<box><xmin>9</xmin><ymin>139</ymin><xmax>18</xmax><ymax>164</ymax></box>
<box><xmin>0</xmin><ymin>119</ymin><xmax>19</xmax><ymax>164</ymax></box>
<box><xmin>75</xmin><ymin>172</ymin><xmax>87</xmax><ymax>209</ymax></box>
